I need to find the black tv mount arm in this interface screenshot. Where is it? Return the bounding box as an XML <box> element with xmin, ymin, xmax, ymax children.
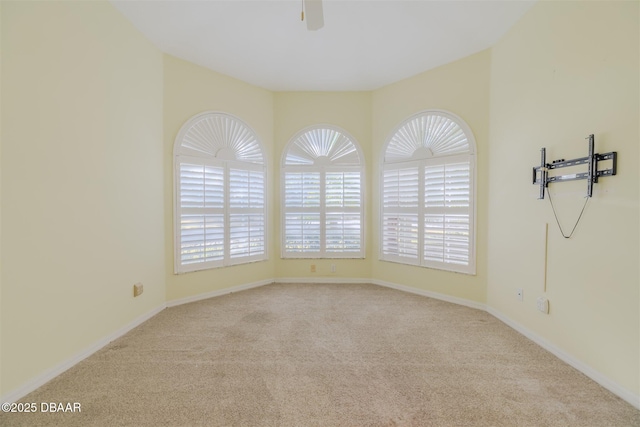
<box><xmin>532</xmin><ymin>134</ymin><xmax>617</xmax><ymax>200</ymax></box>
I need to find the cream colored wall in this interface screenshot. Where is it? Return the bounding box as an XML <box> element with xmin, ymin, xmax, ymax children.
<box><xmin>163</xmin><ymin>55</ymin><xmax>276</xmax><ymax>302</ymax></box>
<box><xmin>370</xmin><ymin>50</ymin><xmax>491</xmax><ymax>303</ymax></box>
<box><xmin>2</xmin><ymin>0</ymin><xmax>637</xmax><ymax>406</ymax></box>
<box><xmin>0</xmin><ymin>1</ymin><xmax>165</xmax><ymax>396</ymax></box>
<box><xmin>274</xmin><ymin>92</ymin><xmax>372</xmax><ymax>280</ymax></box>
<box><xmin>487</xmin><ymin>0</ymin><xmax>639</xmax><ymax>397</ymax></box>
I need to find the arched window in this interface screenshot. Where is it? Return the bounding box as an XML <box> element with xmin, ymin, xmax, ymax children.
<box><xmin>381</xmin><ymin>111</ymin><xmax>476</xmax><ymax>274</ymax></box>
<box><xmin>174</xmin><ymin>112</ymin><xmax>266</xmax><ymax>273</ymax></box>
<box><xmin>282</xmin><ymin>126</ymin><xmax>364</xmax><ymax>258</ymax></box>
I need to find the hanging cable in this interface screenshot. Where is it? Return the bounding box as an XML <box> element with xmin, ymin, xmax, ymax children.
<box><xmin>547</xmin><ymin>190</ymin><xmax>589</xmax><ymax>239</ymax></box>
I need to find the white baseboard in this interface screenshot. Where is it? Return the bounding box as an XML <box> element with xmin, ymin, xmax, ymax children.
<box><xmin>372</xmin><ymin>280</ymin><xmax>639</xmax><ymax>409</ymax></box>
<box><xmin>166</xmin><ymin>278</ymin><xmax>275</xmax><ymax>307</ymax></box>
<box><xmin>276</xmin><ymin>277</ymin><xmax>371</xmax><ymax>285</ymax></box>
<box><xmin>4</xmin><ymin>279</ymin><xmax>638</xmax><ymax>411</ymax></box>
<box><xmin>371</xmin><ymin>279</ymin><xmax>486</xmax><ymax>311</ymax></box>
<box><xmin>1</xmin><ymin>303</ymin><xmax>166</xmax><ymax>404</ymax></box>
<box><xmin>486</xmin><ymin>306</ymin><xmax>640</xmax><ymax>410</ymax></box>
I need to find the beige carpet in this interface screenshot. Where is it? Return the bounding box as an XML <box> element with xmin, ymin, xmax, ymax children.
<box><xmin>1</xmin><ymin>283</ymin><xmax>638</xmax><ymax>427</ymax></box>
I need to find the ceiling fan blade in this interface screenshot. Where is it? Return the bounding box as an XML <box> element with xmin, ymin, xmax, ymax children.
<box><xmin>304</xmin><ymin>0</ymin><xmax>324</xmax><ymax>31</ymax></box>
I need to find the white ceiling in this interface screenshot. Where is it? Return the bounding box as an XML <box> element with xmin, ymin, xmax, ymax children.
<box><xmin>111</xmin><ymin>0</ymin><xmax>535</xmax><ymax>91</ymax></box>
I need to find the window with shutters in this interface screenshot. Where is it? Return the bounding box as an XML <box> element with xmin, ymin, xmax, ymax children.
<box><xmin>381</xmin><ymin>111</ymin><xmax>476</xmax><ymax>274</ymax></box>
<box><xmin>174</xmin><ymin>112</ymin><xmax>266</xmax><ymax>273</ymax></box>
<box><xmin>282</xmin><ymin>126</ymin><xmax>364</xmax><ymax>258</ymax></box>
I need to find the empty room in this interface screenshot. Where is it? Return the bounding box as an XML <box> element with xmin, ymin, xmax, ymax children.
<box><xmin>1</xmin><ymin>0</ymin><xmax>638</xmax><ymax>425</ymax></box>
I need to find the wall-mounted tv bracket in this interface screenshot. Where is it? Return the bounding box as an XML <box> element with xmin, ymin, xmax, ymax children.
<box><xmin>532</xmin><ymin>134</ymin><xmax>617</xmax><ymax>200</ymax></box>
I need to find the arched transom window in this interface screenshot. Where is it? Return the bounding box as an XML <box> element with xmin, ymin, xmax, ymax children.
<box><xmin>282</xmin><ymin>126</ymin><xmax>364</xmax><ymax>258</ymax></box>
<box><xmin>174</xmin><ymin>112</ymin><xmax>266</xmax><ymax>273</ymax></box>
<box><xmin>381</xmin><ymin>111</ymin><xmax>476</xmax><ymax>274</ymax></box>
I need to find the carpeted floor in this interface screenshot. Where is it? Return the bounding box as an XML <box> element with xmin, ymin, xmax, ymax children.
<box><xmin>1</xmin><ymin>283</ymin><xmax>638</xmax><ymax>426</ymax></box>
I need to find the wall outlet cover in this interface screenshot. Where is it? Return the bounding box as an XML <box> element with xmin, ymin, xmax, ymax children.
<box><xmin>536</xmin><ymin>296</ymin><xmax>549</xmax><ymax>314</ymax></box>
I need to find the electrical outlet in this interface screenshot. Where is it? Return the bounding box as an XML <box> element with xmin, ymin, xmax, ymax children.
<box><xmin>536</xmin><ymin>296</ymin><xmax>549</xmax><ymax>314</ymax></box>
<box><xmin>310</xmin><ymin>264</ymin><xmax>316</xmax><ymax>273</ymax></box>
<box><xmin>133</xmin><ymin>282</ymin><xmax>144</xmax><ymax>297</ymax></box>
<box><xmin>516</xmin><ymin>288</ymin><xmax>523</xmax><ymax>301</ymax></box>
<box><xmin>331</xmin><ymin>264</ymin><xmax>336</xmax><ymax>273</ymax></box>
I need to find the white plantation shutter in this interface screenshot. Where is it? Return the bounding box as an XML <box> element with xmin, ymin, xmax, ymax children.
<box><xmin>284</xmin><ymin>172</ymin><xmax>321</xmax><ymax>209</ymax></box>
<box><xmin>382</xmin><ymin>166</ymin><xmax>419</xmax><ymax>263</ymax></box>
<box><xmin>423</xmin><ymin>161</ymin><xmax>470</xmax><ymax>267</ymax></box>
<box><xmin>229</xmin><ymin>166</ymin><xmax>266</xmax><ymax>262</ymax></box>
<box><xmin>282</xmin><ymin>126</ymin><xmax>364</xmax><ymax>258</ymax></box>
<box><xmin>178</xmin><ymin>161</ymin><xmax>225</xmax><ymax>267</ymax></box>
<box><xmin>284</xmin><ymin>172</ymin><xmax>321</xmax><ymax>253</ymax></box>
<box><xmin>326</xmin><ymin>171</ymin><xmax>362</xmax><ymax>253</ymax></box>
<box><xmin>285</xmin><ymin>213</ymin><xmax>321</xmax><ymax>253</ymax></box>
<box><xmin>326</xmin><ymin>213</ymin><xmax>361</xmax><ymax>252</ymax></box>
<box><xmin>382</xmin><ymin>214</ymin><xmax>419</xmax><ymax>260</ymax></box>
<box><xmin>174</xmin><ymin>112</ymin><xmax>266</xmax><ymax>273</ymax></box>
<box><xmin>381</xmin><ymin>111</ymin><xmax>476</xmax><ymax>274</ymax></box>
